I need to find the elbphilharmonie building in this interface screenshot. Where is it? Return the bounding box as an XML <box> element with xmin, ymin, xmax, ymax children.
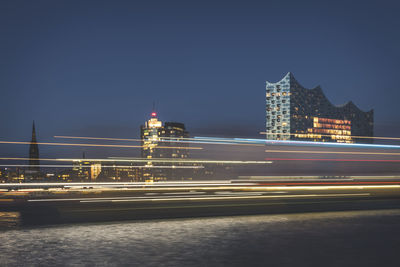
<box><xmin>265</xmin><ymin>72</ymin><xmax>374</xmax><ymax>143</ymax></box>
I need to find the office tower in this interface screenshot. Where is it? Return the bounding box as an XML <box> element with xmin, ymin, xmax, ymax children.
<box><xmin>140</xmin><ymin>112</ymin><xmax>189</xmax><ymax>181</ymax></box>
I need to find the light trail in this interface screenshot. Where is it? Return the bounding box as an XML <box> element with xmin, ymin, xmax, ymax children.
<box><xmin>52</xmin><ymin>135</ymin><xmax>400</xmax><ymax>149</ymax></box>
<box><xmin>79</xmin><ymin>158</ymin><xmax>272</xmax><ymax>164</ymax></box>
<box><xmin>193</xmin><ymin>136</ymin><xmax>400</xmax><ymax>149</ymax></box>
<box><xmin>0</xmin><ymin>157</ymin><xmax>273</xmax><ymax>164</ymax></box>
<box><xmin>263</xmin><ymin>139</ymin><xmax>400</xmax><ymax>149</ymax></box>
<box><xmin>193</xmin><ymin>136</ymin><xmax>265</xmax><ymax>144</ymax></box>
<box><xmin>55</xmin><ymin>136</ymin><xmax>144</xmax><ymax>142</ymax></box>
<box><xmin>238</xmin><ymin>175</ymin><xmax>400</xmax><ymax>181</ymax></box>
<box><xmin>54</xmin><ymin>135</ymin><xmax>265</xmax><ymax>147</ymax></box>
<box><xmin>28</xmin><ymin>194</ymin><xmax>221</xmax><ymax>202</ymax></box>
<box><xmin>2</xmin><ymin>182</ymin><xmax>400</xmax><ymax>191</ymax></box>
<box><xmin>26</xmin><ymin>193</ymin><xmax>371</xmax><ymax>203</ymax></box>
<box><xmin>265</xmin><ymin>150</ymin><xmax>400</xmax><ymax>156</ymax></box>
<box><xmin>0</xmin><ymin>141</ymin><xmax>202</xmax><ymax>150</ymax></box>
<box><xmin>265</xmin><ymin>158</ymin><xmax>400</xmax><ymax>162</ymax></box>
<box><xmin>252</xmin><ymin>184</ymin><xmax>400</xmax><ymax>190</ymax></box>
<box><xmin>211</xmin><ymin>193</ymin><xmax>265</xmax><ymax>196</ymax></box>
<box><xmin>0</xmin><ymin>157</ymin><xmax>61</xmax><ymax>161</ymax></box>
<box><xmin>104</xmin><ymin>158</ymin><xmax>272</xmax><ymax>164</ymax></box>
<box><xmin>255</xmin><ymin>181</ymin><xmax>400</xmax><ymax>186</ymax></box>
<box><xmin>162</xmin><ymin>192</ymin><xmax>206</xmax><ymax>195</ymax></box>
<box><xmin>0</xmin><ymin>165</ymin><xmax>204</xmax><ymax>169</ymax></box>
<box><xmin>74</xmin><ymin>157</ymin><xmax>273</xmax><ymax>164</ymax></box>
<box><xmin>0</xmin><ymin>181</ymin><xmax>251</xmax><ymax>186</ymax></box>
<box><xmin>96</xmin><ymin>193</ymin><xmax>372</xmax><ymax>203</ymax></box>
<box><xmin>260</xmin><ymin>131</ymin><xmax>400</xmax><ymax>141</ymax></box>
<box><xmin>239</xmin><ymin>176</ymin><xmax>353</xmax><ymax>179</ymax></box>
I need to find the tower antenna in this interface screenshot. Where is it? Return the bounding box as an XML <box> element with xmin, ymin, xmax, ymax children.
<box><xmin>151</xmin><ymin>101</ymin><xmax>157</xmax><ymax>117</ymax></box>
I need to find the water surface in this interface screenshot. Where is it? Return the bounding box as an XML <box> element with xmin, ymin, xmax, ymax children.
<box><xmin>1</xmin><ymin>210</ymin><xmax>399</xmax><ymax>266</ymax></box>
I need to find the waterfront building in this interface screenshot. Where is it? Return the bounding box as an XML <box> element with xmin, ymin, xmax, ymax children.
<box><xmin>99</xmin><ymin>164</ymin><xmax>140</xmax><ymax>182</ymax></box>
<box><xmin>265</xmin><ymin>72</ymin><xmax>374</xmax><ymax>143</ymax></box>
<box><xmin>72</xmin><ymin>152</ymin><xmax>91</xmax><ymax>181</ymax></box>
<box><xmin>72</xmin><ymin>153</ymin><xmax>102</xmax><ymax>181</ymax></box>
<box><xmin>90</xmin><ymin>163</ymin><xmax>102</xmax><ymax>180</ymax></box>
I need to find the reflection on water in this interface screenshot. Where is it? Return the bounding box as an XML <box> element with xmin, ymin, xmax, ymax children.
<box><xmin>0</xmin><ymin>210</ymin><xmax>400</xmax><ymax>266</ymax></box>
<box><xmin>0</xmin><ymin>212</ymin><xmax>20</xmax><ymax>229</ymax></box>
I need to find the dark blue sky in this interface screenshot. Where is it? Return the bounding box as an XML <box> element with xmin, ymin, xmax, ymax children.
<box><xmin>1</xmin><ymin>0</ymin><xmax>400</xmax><ymax>157</ymax></box>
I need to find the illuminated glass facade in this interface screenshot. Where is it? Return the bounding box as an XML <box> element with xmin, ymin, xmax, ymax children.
<box><xmin>141</xmin><ymin>113</ymin><xmax>163</xmax><ymax>160</ymax></box>
<box><xmin>140</xmin><ymin>113</ymin><xmax>189</xmax><ymax>181</ymax></box>
<box><xmin>140</xmin><ymin>113</ymin><xmax>164</xmax><ymax>181</ymax></box>
<box><xmin>159</xmin><ymin>122</ymin><xmax>189</xmax><ymax>159</ymax></box>
<box><xmin>266</xmin><ymin>72</ymin><xmax>374</xmax><ymax>143</ymax></box>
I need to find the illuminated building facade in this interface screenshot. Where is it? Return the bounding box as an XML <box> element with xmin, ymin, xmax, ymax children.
<box><xmin>71</xmin><ymin>152</ymin><xmax>102</xmax><ymax>181</ymax></box>
<box><xmin>72</xmin><ymin>160</ymin><xmax>94</xmax><ymax>180</ymax></box>
<box><xmin>90</xmin><ymin>163</ymin><xmax>102</xmax><ymax>180</ymax></box>
<box><xmin>159</xmin><ymin>122</ymin><xmax>189</xmax><ymax>159</ymax></box>
<box><xmin>140</xmin><ymin>112</ymin><xmax>190</xmax><ymax>181</ymax></box>
<box><xmin>141</xmin><ymin>112</ymin><xmax>163</xmax><ymax>160</ymax></box>
<box><xmin>159</xmin><ymin>122</ymin><xmax>190</xmax><ymax>181</ymax></box>
<box><xmin>266</xmin><ymin>72</ymin><xmax>374</xmax><ymax>143</ymax></box>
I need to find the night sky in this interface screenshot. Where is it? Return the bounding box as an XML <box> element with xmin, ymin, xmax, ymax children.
<box><xmin>1</xmin><ymin>0</ymin><xmax>400</xmax><ymax>157</ymax></box>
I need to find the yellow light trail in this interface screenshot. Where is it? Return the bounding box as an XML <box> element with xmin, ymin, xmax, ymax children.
<box><xmin>0</xmin><ymin>182</ymin><xmax>256</xmax><ymax>188</ymax></box>
<box><xmin>0</xmin><ymin>157</ymin><xmax>273</xmax><ymax>164</ymax></box>
<box><xmin>54</xmin><ymin>136</ymin><xmax>145</xmax><ymax>142</ymax></box>
<box><xmin>0</xmin><ymin>157</ymin><xmax>60</xmax><ymax>161</ymax></box>
<box><xmin>101</xmin><ymin>158</ymin><xmax>272</xmax><ymax>164</ymax></box>
<box><xmin>106</xmin><ymin>193</ymin><xmax>371</xmax><ymax>202</ymax></box>
<box><xmin>265</xmin><ymin>150</ymin><xmax>400</xmax><ymax>156</ymax></box>
<box><xmin>0</xmin><ymin>141</ymin><xmax>202</xmax><ymax>150</ymax></box>
<box><xmin>2</xmin><ymin>183</ymin><xmax>400</xmax><ymax>191</ymax></box>
<box><xmin>54</xmin><ymin>135</ymin><xmax>265</xmax><ymax>147</ymax></box>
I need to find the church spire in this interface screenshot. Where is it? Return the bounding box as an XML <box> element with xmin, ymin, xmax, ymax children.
<box><xmin>31</xmin><ymin>121</ymin><xmax>37</xmax><ymax>142</ymax></box>
<box><xmin>29</xmin><ymin>120</ymin><xmax>40</xmax><ymax>175</ymax></box>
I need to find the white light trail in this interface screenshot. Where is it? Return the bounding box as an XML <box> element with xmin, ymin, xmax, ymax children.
<box><xmin>265</xmin><ymin>150</ymin><xmax>400</xmax><ymax>155</ymax></box>
<box><xmin>0</xmin><ymin>140</ymin><xmax>202</xmax><ymax>150</ymax></box>
<box><xmin>26</xmin><ymin>193</ymin><xmax>371</xmax><ymax>203</ymax></box>
<box><xmin>194</xmin><ymin>136</ymin><xmax>400</xmax><ymax>149</ymax></box>
<box><xmin>260</xmin><ymin>131</ymin><xmax>400</xmax><ymax>141</ymax></box>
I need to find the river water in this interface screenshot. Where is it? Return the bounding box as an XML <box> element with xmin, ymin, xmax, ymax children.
<box><xmin>1</xmin><ymin>210</ymin><xmax>399</xmax><ymax>266</ymax></box>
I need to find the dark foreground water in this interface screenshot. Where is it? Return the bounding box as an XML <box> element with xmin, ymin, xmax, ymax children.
<box><xmin>0</xmin><ymin>210</ymin><xmax>400</xmax><ymax>266</ymax></box>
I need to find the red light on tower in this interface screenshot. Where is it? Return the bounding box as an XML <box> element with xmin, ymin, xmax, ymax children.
<box><xmin>151</xmin><ymin>112</ymin><xmax>157</xmax><ymax>117</ymax></box>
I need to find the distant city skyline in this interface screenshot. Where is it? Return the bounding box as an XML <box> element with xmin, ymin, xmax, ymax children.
<box><xmin>1</xmin><ymin>0</ymin><xmax>400</xmax><ymax>158</ymax></box>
